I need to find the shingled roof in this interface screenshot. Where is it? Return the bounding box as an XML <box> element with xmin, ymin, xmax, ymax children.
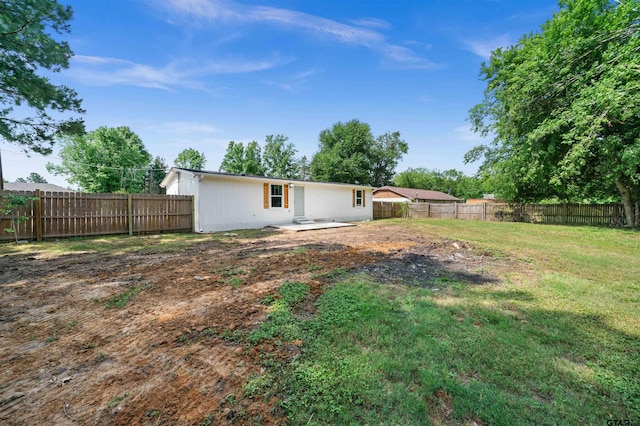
<box><xmin>374</xmin><ymin>186</ymin><xmax>461</xmax><ymax>202</ymax></box>
<box><xmin>4</xmin><ymin>182</ymin><xmax>74</xmax><ymax>192</ymax></box>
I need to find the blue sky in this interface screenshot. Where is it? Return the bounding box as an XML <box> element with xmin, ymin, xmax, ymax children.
<box><xmin>2</xmin><ymin>0</ymin><xmax>560</xmax><ymax>187</ymax></box>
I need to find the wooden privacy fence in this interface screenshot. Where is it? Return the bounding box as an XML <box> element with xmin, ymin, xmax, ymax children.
<box><xmin>0</xmin><ymin>190</ymin><xmax>193</xmax><ymax>242</ymax></box>
<box><xmin>373</xmin><ymin>201</ymin><xmax>626</xmax><ymax>227</ymax></box>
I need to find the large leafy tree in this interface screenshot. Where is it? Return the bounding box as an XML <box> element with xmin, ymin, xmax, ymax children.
<box><xmin>0</xmin><ymin>0</ymin><xmax>84</xmax><ymax>153</ymax></box>
<box><xmin>310</xmin><ymin>119</ymin><xmax>408</xmax><ymax>186</ymax></box>
<box><xmin>467</xmin><ymin>0</ymin><xmax>640</xmax><ymax>226</ymax></box>
<box><xmin>47</xmin><ymin>126</ymin><xmax>152</xmax><ymax>193</ymax></box>
<box><xmin>219</xmin><ymin>140</ymin><xmax>264</xmax><ymax>176</ymax></box>
<box><xmin>174</xmin><ymin>148</ymin><xmax>206</xmax><ymax>170</ymax></box>
<box><xmin>262</xmin><ymin>134</ymin><xmax>299</xmax><ymax>178</ymax></box>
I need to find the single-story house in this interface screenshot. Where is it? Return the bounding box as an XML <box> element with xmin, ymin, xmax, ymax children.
<box><xmin>373</xmin><ymin>186</ymin><xmax>462</xmax><ymax>203</ymax></box>
<box><xmin>160</xmin><ymin>168</ymin><xmax>373</xmax><ymax>232</ymax></box>
<box><xmin>3</xmin><ymin>182</ymin><xmax>74</xmax><ymax>192</ymax></box>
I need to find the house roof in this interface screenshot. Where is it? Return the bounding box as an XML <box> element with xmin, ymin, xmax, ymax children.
<box><xmin>373</xmin><ymin>186</ymin><xmax>461</xmax><ymax>202</ymax></box>
<box><xmin>160</xmin><ymin>168</ymin><xmax>375</xmax><ymax>189</ymax></box>
<box><xmin>3</xmin><ymin>182</ymin><xmax>74</xmax><ymax>192</ymax></box>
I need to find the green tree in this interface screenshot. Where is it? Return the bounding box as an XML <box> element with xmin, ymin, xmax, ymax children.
<box><xmin>0</xmin><ymin>0</ymin><xmax>84</xmax><ymax>153</ymax></box>
<box><xmin>47</xmin><ymin>126</ymin><xmax>152</xmax><ymax>193</ymax></box>
<box><xmin>174</xmin><ymin>148</ymin><xmax>206</xmax><ymax>170</ymax></box>
<box><xmin>219</xmin><ymin>141</ymin><xmax>264</xmax><ymax>176</ymax></box>
<box><xmin>262</xmin><ymin>134</ymin><xmax>300</xmax><ymax>178</ymax></box>
<box><xmin>144</xmin><ymin>156</ymin><xmax>168</xmax><ymax>194</ymax></box>
<box><xmin>467</xmin><ymin>0</ymin><xmax>640</xmax><ymax>226</ymax></box>
<box><xmin>310</xmin><ymin>119</ymin><xmax>407</xmax><ymax>186</ymax></box>
<box><xmin>15</xmin><ymin>172</ymin><xmax>48</xmax><ymax>183</ymax></box>
<box><xmin>298</xmin><ymin>155</ymin><xmax>311</xmax><ymax>181</ymax></box>
<box><xmin>393</xmin><ymin>167</ymin><xmax>485</xmax><ymax>199</ymax></box>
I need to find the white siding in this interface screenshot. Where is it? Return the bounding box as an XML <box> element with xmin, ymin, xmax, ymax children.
<box><xmin>164</xmin><ymin>169</ymin><xmax>373</xmax><ymax>232</ymax></box>
<box><xmin>197</xmin><ymin>176</ymin><xmax>294</xmax><ymax>232</ymax></box>
<box><xmin>303</xmin><ymin>185</ymin><xmax>372</xmax><ymax>222</ymax></box>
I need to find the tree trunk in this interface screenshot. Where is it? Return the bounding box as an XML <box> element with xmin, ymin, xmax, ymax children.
<box><xmin>616</xmin><ymin>177</ymin><xmax>636</xmax><ymax>227</ymax></box>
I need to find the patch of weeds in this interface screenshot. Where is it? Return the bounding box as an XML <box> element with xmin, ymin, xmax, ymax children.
<box><xmin>66</xmin><ymin>319</ymin><xmax>79</xmax><ymax>329</ymax></box>
<box><xmin>261</xmin><ymin>295</ymin><xmax>275</xmax><ymax>305</ymax></box>
<box><xmin>312</xmin><ymin>267</ymin><xmax>349</xmax><ymax>281</ymax></box>
<box><xmin>221</xmin><ymin>393</ymin><xmax>237</xmax><ymax>408</ymax></box>
<box><xmin>146</xmin><ymin>409</ymin><xmax>161</xmax><ymax>418</ymax></box>
<box><xmin>200</xmin><ymin>413</ymin><xmax>214</xmax><ymax>426</ymax></box>
<box><xmin>279</xmin><ymin>281</ymin><xmax>310</xmax><ymax>306</ymax></box>
<box><xmin>212</xmin><ymin>266</ymin><xmax>247</xmax><ymax>276</ymax></box>
<box><xmin>243</xmin><ymin>373</ymin><xmax>275</xmax><ymax>401</ymax></box>
<box><xmin>225</xmin><ymin>277</ymin><xmax>244</xmax><ymax>288</ymax></box>
<box><xmin>103</xmin><ymin>282</ymin><xmax>153</xmax><ymax>309</ymax></box>
<box><xmin>307</xmin><ymin>263</ymin><xmax>323</xmax><ymax>272</ymax></box>
<box><xmin>46</xmin><ymin>332</ymin><xmax>59</xmax><ymax>343</ymax></box>
<box><xmin>95</xmin><ymin>352</ymin><xmax>109</xmax><ymax>363</ymax></box>
<box><xmin>107</xmin><ymin>393</ymin><xmax>127</xmax><ymax>407</ymax></box>
<box><xmin>277</xmin><ymin>247</ymin><xmax>309</xmax><ymax>256</ymax></box>
<box><xmin>220</xmin><ymin>329</ymin><xmax>245</xmax><ymax>344</ymax></box>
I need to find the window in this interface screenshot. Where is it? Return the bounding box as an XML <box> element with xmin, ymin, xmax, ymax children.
<box><xmin>271</xmin><ymin>184</ymin><xmax>283</xmax><ymax>208</ymax></box>
<box><xmin>355</xmin><ymin>190</ymin><xmax>363</xmax><ymax>207</ymax></box>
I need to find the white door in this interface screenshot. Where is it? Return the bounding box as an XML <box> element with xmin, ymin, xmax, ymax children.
<box><xmin>294</xmin><ymin>186</ymin><xmax>305</xmax><ymax>216</ymax></box>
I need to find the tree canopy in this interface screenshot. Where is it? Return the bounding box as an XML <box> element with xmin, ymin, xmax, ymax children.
<box><xmin>310</xmin><ymin>119</ymin><xmax>408</xmax><ymax>186</ymax></box>
<box><xmin>467</xmin><ymin>0</ymin><xmax>640</xmax><ymax>226</ymax></box>
<box><xmin>174</xmin><ymin>148</ymin><xmax>206</xmax><ymax>170</ymax></box>
<box><xmin>393</xmin><ymin>168</ymin><xmax>486</xmax><ymax>200</ymax></box>
<box><xmin>144</xmin><ymin>156</ymin><xmax>168</xmax><ymax>194</ymax></box>
<box><xmin>262</xmin><ymin>134</ymin><xmax>300</xmax><ymax>179</ymax></box>
<box><xmin>15</xmin><ymin>172</ymin><xmax>48</xmax><ymax>183</ymax></box>
<box><xmin>219</xmin><ymin>141</ymin><xmax>264</xmax><ymax>176</ymax></box>
<box><xmin>0</xmin><ymin>0</ymin><xmax>84</xmax><ymax>153</ymax></box>
<box><xmin>47</xmin><ymin>126</ymin><xmax>152</xmax><ymax>193</ymax></box>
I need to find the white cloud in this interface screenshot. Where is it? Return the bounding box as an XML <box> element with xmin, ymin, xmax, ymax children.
<box><xmin>156</xmin><ymin>0</ymin><xmax>438</xmax><ymax>69</ymax></box>
<box><xmin>347</xmin><ymin>17</ymin><xmax>392</xmax><ymax>30</ymax></box>
<box><xmin>70</xmin><ymin>55</ymin><xmax>289</xmax><ymax>90</ymax></box>
<box><xmin>264</xmin><ymin>68</ymin><xmax>321</xmax><ymax>92</ymax></box>
<box><xmin>462</xmin><ymin>34</ymin><xmax>514</xmax><ymax>60</ymax></box>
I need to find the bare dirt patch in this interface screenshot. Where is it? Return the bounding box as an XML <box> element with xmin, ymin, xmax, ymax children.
<box><xmin>0</xmin><ymin>223</ymin><xmax>518</xmax><ymax>425</ymax></box>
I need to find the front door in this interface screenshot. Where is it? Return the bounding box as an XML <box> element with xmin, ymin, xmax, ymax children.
<box><xmin>294</xmin><ymin>186</ymin><xmax>305</xmax><ymax>216</ymax></box>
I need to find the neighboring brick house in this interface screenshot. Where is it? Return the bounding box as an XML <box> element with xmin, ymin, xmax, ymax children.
<box><xmin>373</xmin><ymin>186</ymin><xmax>461</xmax><ymax>203</ymax></box>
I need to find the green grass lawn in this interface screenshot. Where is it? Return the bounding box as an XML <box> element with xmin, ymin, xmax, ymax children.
<box><xmin>3</xmin><ymin>221</ymin><xmax>638</xmax><ymax>424</ymax></box>
<box><xmin>250</xmin><ymin>220</ymin><xmax>640</xmax><ymax>425</ymax></box>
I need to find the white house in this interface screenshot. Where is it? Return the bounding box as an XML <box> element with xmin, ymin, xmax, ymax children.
<box><xmin>160</xmin><ymin>168</ymin><xmax>373</xmax><ymax>232</ymax></box>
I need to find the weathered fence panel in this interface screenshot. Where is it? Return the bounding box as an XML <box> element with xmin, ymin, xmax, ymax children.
<box><xmin>373</xmin><ymin>201</ymin><xmax>627</xmax><ymax>228</ymax></box>
<box><xmin>373</xmin><ymin>201</ymin><xmax>403</xmax><ymax>219</ymax></box>
<box><xmin>0</xmin><ymin>191</ymin><xmax>193</xmax><ymax>241</ymax></box>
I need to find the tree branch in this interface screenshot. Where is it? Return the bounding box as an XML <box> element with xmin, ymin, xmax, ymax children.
<box><xmin>1</xmin><ymin>20</ymin><xmax>31</xmax><ymax>37</ymax></box>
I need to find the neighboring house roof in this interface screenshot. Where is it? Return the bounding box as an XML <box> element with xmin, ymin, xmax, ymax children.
<box><xmin>4</xmin><ymin>182</ymin><xmax>74</xmax><ymax>192</ymax></box>
<box><xmin>160</xmin><ymin>168</ymin><xmax>375</xmax><ymax>189</ymax></box>
<box><xmin>373</xmin><ymin>186</ymin><xmax>462</xmax><ymax>202</ymax></box>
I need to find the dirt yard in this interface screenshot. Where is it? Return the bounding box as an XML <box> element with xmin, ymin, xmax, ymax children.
<box><xmin>0</xmin><ymin>223</ymin><xmax>516</xmax><ymax>425</ymax></box>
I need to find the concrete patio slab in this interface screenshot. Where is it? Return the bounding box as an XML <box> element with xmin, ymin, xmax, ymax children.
<box><xmin>270</xmin><ymin>222</ymin><xmax>356</xmax><ymax>232</ymax></box>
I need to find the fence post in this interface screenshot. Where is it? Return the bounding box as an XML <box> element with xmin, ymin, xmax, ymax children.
<box><xmin>35</xmin><ymin>189</ymin><xmax>42</xmax><ymax>241</ymax></box>
<box><xmin>482</xmin><ymin>202</ymin><xmax>486</xmax><ymax>222</ymax></box>
<box><xmin>455</xmin><ymin>202</ymin><xmax>458</xmax><ymax>219</ymax></box>
<box><xmin>128</xmin><ymin>194</ymin><xmax>133</xmax><ymax>236</ymax></box>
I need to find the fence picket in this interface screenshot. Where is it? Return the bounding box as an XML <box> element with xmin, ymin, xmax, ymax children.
<box><xmin>0</xmin><ymin>191</ymin><xmax>193</xmax><ymax>241</ymax></box>
<box><xmin>373</xmin><ymin>201</ymin><xmax>628</xmax><ymax>228</ymax></box>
